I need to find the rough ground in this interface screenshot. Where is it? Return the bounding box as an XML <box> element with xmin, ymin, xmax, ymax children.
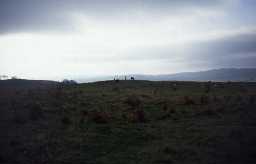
<box><xmin>0</xmin><ymin>79</ymin><xmax>256</xmax><ymax>164</ymax></box>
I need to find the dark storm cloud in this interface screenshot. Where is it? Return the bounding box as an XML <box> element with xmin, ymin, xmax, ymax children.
<box><xmin>0</xmin><ymin>0</ymin><xmax>227</xmax><ymax>34</ymax></box>
<box><xmin>186</xmin><ymin>31</ymin><xmax>256</xmax><ymax>68</ymax></box>
<box><xmin>191</xmin><ymin>31</ymin><xmax>256</xmax><ymax>59</ymax></box>
<box><xmin>117</xmin><ymin>30</ymin><xmax>256</xmax><ymax>68</ymax></box>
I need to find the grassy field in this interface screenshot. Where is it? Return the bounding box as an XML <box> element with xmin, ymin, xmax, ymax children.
<box><xmin>1</xmin><ymin>80</ymin><xmax>256</xmax><ymax>164</ymax></box>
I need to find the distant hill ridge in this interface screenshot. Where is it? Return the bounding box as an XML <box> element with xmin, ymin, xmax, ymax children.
<box><xmin>1</xmin><ymin>68</ymin><xmax>256</xmax><ymax>83</ymax></box>
<box><xmin>76</xmin><ymin>68</ymin><xmax>256</xmax><ymax>82</ymax></box>
<box><xmin>0</xmin><ymin>79</ymin><xmax>58</xmax><ymax>89</ymax></box>
<box><xmin>132</xmin><ymin>68</ymin><xmax>256</xmax><ymax>82</ymax></box>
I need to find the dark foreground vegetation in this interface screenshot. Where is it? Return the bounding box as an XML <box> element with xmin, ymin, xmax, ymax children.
<box><xmin>1</xmin><ymin>79</ymin><xmax>256</xmax><ymax>164</ymax></box>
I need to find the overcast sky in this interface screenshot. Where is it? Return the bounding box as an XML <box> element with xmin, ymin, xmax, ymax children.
<box><xmin>0</xmin><ymin>0</ymin><xmax>256</xmax><ymax>80</ymax></box>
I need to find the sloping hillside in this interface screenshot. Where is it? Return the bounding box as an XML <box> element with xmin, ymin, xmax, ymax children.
<box><xmin>0</xmin><ymin>79</ymin><xmax>58</xmax><ymax>89</ymax></box>
<box><xmin>0</xmin><ymin>80</ymin><xmax>256</xmax><ymax>163</ymax></box>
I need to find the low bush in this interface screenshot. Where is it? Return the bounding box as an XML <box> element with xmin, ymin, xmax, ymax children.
<box><xmin>249</xmin><ymin>95</ymin><xmax>255</xmax><ymax>104</ymax></box>
<box><xmin>162</xmin><ymin>101</ymin><xmax>169</xmax><ymax>111</ymax></box>
<box><xmin>61</xmin><ymin>116</ymin><xmax>72</xmax><ymax>125</ymax></box>
<box><xmin>123</xmin><ymin>110</ymin><xmax>147</xmax><ymax>123</ymax></box>
<box><xmin>197</xmin><ymin>108</ymin><xmax>219</xmax><ymax>117</ymax></box>
<box><xmin>13</xmin><ymin>114</ymin><xmax>26</xmax><ymax>124</ymax></box>
<box><xmin>200</xmin><ymin>95</ymin><xmax>209</xmax><ymax>105</ymax></box>
<box><xmin>135</xmin><ymin>109</ymin><xmax>147</xmax><ymax>123</ymax></box>
<box><xmin>124</xmin><ymin>95</ymin><xmax>142</xmax><ymax>109</ymax></box>
<box><xmin>28</xmin><ymin>102</ymin><xmax>44</xmax><ymax>121</ymax></box>
<box><xmin>184</xmin><ymin>96</ymin><xmax>195</xmax><ymax>105</ymax></box>
<box><xmin>89</xmin><ymin>111</ymin><xmax>110</xmax><ymax>124</ymax></box>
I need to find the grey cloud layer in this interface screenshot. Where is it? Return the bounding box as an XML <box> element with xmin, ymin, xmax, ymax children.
<box><xmin>186</xmin><ymin>31</ymin><xmax>256</xmax><ymax>68</ymax></box>
<box><xmin>112</xmin><ymin>31</ymin><xmax>256</xmax><ymax>68</ymax></box>
<box><xmin>66</xmin><ymin>30</ymin><xmax>256</xmax><ymax>69</ymax></box>
<box><xmin>1</xmin><ymin>0</ymin><xmax>256</xmax><ymax>76</ymax></box>
<box><xmin>0</xmin><ymin>0</ymin><xmax>228</xmax><ymax>34</ymax></box>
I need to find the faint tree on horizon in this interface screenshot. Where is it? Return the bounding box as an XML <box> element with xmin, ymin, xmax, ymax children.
<box><xmin>62</xmin><ymin>79</ymin><xmax>78</xmax><ymax>85</ymax></box>
<box><xmin>11</xmin><ymin>76</ymin><xmax>18</xmax><ymax>79</ymax></box>
<box><xmin>0</xmin><ymin>75</ymin><xmax>8</xmax><ymax>80</ymax></box>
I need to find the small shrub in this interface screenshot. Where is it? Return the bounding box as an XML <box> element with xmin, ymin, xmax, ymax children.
<box><xmin>135</xmin><ymin>110</ymin><xmax>147</xmax><ymax>123</ymax></box>
<box><xmin>112</xmin><ymin>87</ymin><xmax>120</xmax><ymax>92</ymax></box>
<box><xmin>121</xmin><ymin>113</ymin><xmax>128</xmax><ymax>120</ymax></box>
<box><xmin>213</xmin><ymin>95</ymin><xmax>219</xmax><ymax>102</ymax></box>
<box><xmin>198</xmin><ymin>108</ymin><xmax>218</xmax><ymax>117</ymax></box>
<box><xmin>172</xmin><ymin>84</ymin><xmax>177</xmax><ymax>91</ymax></box>
<box><xmin>163</xmin><ymin>146</ymin><xmax>176</xmax><ymax>154</ymax></box>
<box><xmin>205</xmin><ymin>81</ymin><xmax>211</xmax><ymax>93</ymax></box>
<box><xmin>54</xmin><ymin>85</ymin><xmax>64</xmax><ymax>99</ymax></box>
<box><xmin>158</xmin><ymin>112</ymin><xmax>173</xmax><ymax>120</ymax></box>
<box><xmin>162</xmin><ymin>102</ymin><xmax>169</xmax><ymax>111</ymax></box>
<box><xmin>157</xmin><ymin>107</ymin><xmax>178</xmax><ymax>120</ymax></box>
<box><xmin>124</xmin><ymin>112</ymin><xmax>134</xmax><ymax>122</ymax></box>
<box><xmin>236</xmin><ymin>95</ymin><xmax>243</xmax><ymax>103</ymax></box>
<box><xmin>61</xmin><ymin>116</ymin><xmax>72</xmax><ymax>125</ymax></box>
<box><xmin>200</xmin><ymin>95</ymin><xmax>209</xmax><ymax>105</ymax></box>
<box><xmin>13</xmin><ymin>114</ymin><xmax>26</xmax><ymax>124</ymax></box>
<box><xmin>126</xmin><ymin>110</ymin><xmax>147</xmax><ymax>123</ymax></box>
<box><xmin>90</xmin><ymin>111</ymin><xmax>110</xmax><ymax>124</ymax></box>
<box><xmin>184</xmin><ymin>96</ymin><xmax>195</xmax><ymax>105</ymax></box>
<box><xmin>28</xmin><ymin>102</ymin><xmax>43</xmax><ymax>121</ymax></box>
<box><xmin>249</xmin><ymin>95</ymin><xmax>255</xmax><ymax>104</ymax></box>
<box><xmin>125</xmin><ymin>95</ymin><xmax>142</xmax><ymax>109</ymax></box>
<box><xmin>80</xmin><ymin>101</ymin><xmax>89</xmax><ymax>106</ymax></box>
<box><xmin>169</xmin><ymin>108</ymin><xmax>176</xmax><ymax>114</ymax></box>
<box><xmin>79</xmin><ymin>117</ymin><xmax>85</xmax><ymax>128</ymax></box>
<box><xmin>229</xmin><ymin>129</ymin><xmax>243</xmax><ymax>139</ymax></box>
<box><xmin>180</xmin><ymin>109</ymin><xmax>188</xmax><ymax>115</ymax></box>
<box><xmin>216</xmin><ymin>106</ymin><xmax>225</xmax><ymax>113</ymax></box>
<box><xmin>225</xmin><ymin>95</ymin><xmax>231</xmax><ymax>101</ymax></box>
<box><xmin>9</xmin><ymin>140</ymin><xmax>20</xmax><ymax>147</ymax></box>
<box><xmin>64</xmin><ymin>104</ymin><xmax>77</xmax><ymax>111</ymax></box>
<box><xmin>81</xmin><ymin>110</ymin><xmax>88</xmax><ymax>116</ymax></box>
<box><xmin>152</xmin><ymin>89</ymin><xmax>158</xmax><ymax>95</ymax></box>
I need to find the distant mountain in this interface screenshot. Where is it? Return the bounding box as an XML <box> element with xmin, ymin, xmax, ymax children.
<box><xmin>133</xmin><ymin>68</ymin><xmax>256</xmax><ymax>82</ymax></box>
<box><xmin>4</xmin><ymin>68</ymin><xmax>254</xmax><ymax>83</ymax></box>
<box><xmin>76</xmin><ymin>68</ymin><xmax>256</xmax><ymax>82</ymax></box>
